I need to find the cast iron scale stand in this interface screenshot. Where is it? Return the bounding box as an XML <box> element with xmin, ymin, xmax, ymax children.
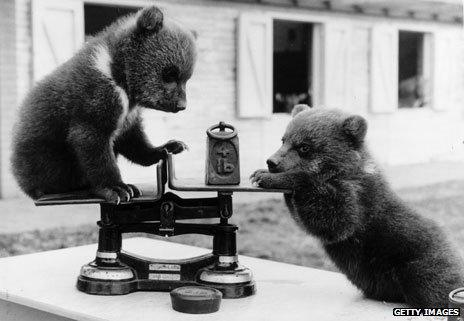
<box><xmin>35</xmin><ymin>155</ymin><xmax>290</xmax><ymax>299</ymax></box>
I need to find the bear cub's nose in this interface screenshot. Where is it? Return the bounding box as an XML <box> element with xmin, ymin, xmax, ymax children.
<box><xmin>267</xmin><ymin>159</ymin><xmax>279</xmax><ymax>172</ymax></box>
<box><xmin>175</xmin><ymin>100</ymin><xmax>186</xmax><ymax>112</ymax></box>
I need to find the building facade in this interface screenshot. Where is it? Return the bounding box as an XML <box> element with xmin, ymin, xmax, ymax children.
<box><xmin>0</xmin><ymin>0</ymin><xmax>463</xmax><ymax>198</ymax></box>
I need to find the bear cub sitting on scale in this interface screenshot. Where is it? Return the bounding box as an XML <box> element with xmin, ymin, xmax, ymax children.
<box><xmin>251</xmin><ymin>105</ymin><xmax>463</xmax><ymax>307</ymax></box>
<box><xmin>12</xmin><ymin>6</ymin><xmax>196</xmax><ymax>203</ymax></box>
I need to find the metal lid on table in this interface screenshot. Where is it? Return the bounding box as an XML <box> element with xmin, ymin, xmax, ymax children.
<box><xmin>170</xmin><ymin>286</ymin><xmax>222</xmax><ymax>314</ymax></box>
<box><xmin>450</xmin><ymin>287</ymin><xmax>464</xmax><ymax>305</ymax></box>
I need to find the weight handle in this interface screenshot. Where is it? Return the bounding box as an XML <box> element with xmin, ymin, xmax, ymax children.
<box><xmin>206</xmin><ymin>122</ymin><xmax>237</xmax><ymax>140</ymax></box>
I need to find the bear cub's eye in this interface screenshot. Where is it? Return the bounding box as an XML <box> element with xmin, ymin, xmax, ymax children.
<box><xmin>162</xmin><ymin>66</ymin><xmax>179</xmax><ymax>83</ymax></box>
<box><xmin>297</xmin><ymin>144</ymin><xmax>311</xmax><ymax>155</ymax></box>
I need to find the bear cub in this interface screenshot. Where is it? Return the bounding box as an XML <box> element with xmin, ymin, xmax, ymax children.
<box><xmin>12</xmin><ymin>6</ymin><xmax>196</xmax><ymax>203</ymax></box>
<box><xmin>251</xmin><ymin>105</ymin><xmax>463</xmax><ymax>307</ymax></box>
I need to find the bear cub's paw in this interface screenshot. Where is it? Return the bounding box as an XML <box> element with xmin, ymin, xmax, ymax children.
<box><xmin>160</xmin><ymin>140</ymin><xmax>189</xmax><ymax>155</ymax></box>
<box><xmin>250</xmin><ymin>169</ymin><xmax>273</xmax><ymax>188</ymax></box>
<box><xmin>93</xmin><ymin>183</ymin><xmax>142</xmax><ymax>204</ymax></box>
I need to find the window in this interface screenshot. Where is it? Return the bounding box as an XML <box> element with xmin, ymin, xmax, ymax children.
<box><xmin>398</xmin><ymin>31</ymin><xmax>431</xmax><ymax>109</ymax></box>
<box><xmin>273</xmin><ymin>20</ymin><xmax>313</xmax><ymax>113</ymax></box>
<box><xmin>84</xmin><ymin>4</ymin><xmax>139</xmax><ymax>39</ymax></box>
<box><xmin>237</xmin><ymin>14</ymin><xmax>321</xmax><ymax>118</ymax></box>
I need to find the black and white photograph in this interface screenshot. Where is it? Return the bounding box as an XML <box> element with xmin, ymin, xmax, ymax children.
<box><xmin>0</xmin><ymin>0</ymin><xmax>464</xmax><ymax>320</ymax></box>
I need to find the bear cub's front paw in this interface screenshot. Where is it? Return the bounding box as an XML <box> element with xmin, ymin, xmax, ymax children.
<box><xmin>92</xmin><ymin>183</ymin><xmax>142</xmax><ymax>204</ymax></box>
<box><xmin>250</xmin><ymin>169</ymin><xmax>273</xmax><ymax>188</ymax></box>
<box><xmin>161</xmin><ymin>140</ymin><xmax>188</xmax><ymax>155</ymax></box>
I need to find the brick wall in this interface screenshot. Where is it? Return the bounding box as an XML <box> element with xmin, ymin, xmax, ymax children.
<box><xmin>16</xmin><ymin>0</ymin><xmax>32</xmax><ymax>103</ymax></box>
<box><xmin>0</xmin><ymin>0</ymin><xmax>18</xmax><ymax>198</ymax></box>
<box><xmin>0</xmin><ymin>0</ymin><xmax>31</xmax><ymax>198</ymax></box>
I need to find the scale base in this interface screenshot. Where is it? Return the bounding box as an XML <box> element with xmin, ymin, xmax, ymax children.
<box><xmin>197</xmin><ymin>280</ymin><xmax>256</xmax><ymax>298</ymax></box>
<box><xmin>76</xmin><ymin>251</ymin><xmax>256</xmax><ymax>298</ymax></box>
<box><xmin>196</xmin><ymin>263</ymin><xmax>256</xmax><ymax>298</ymax></box>
<box><xmin>77</xmin><ymin>275</ymin><xmax>136</xmax><ymax>295</ymax></box>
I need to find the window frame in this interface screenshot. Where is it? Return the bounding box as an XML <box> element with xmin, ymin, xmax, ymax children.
<box><xmin>384</xmin><ymin>20</ymin><xmax>448</xmax><ymax>114</ymax></box>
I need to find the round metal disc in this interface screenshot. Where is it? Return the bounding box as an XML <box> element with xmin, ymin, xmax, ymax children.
<box><xmin>170</xmin><ymin>286</ymin><xmax>222</xmax><ymax>314</ymax></box>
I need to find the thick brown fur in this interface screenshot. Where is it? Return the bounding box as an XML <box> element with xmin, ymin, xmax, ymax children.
<box><xmin>251</xmin><ymin>105</ymin><xmax>464</xmax><ymax>307</ymax></box>
<box><xmin>11</xmin><ymin>6</ymin><xmax>197</xmax><ymax>203</ymax></box>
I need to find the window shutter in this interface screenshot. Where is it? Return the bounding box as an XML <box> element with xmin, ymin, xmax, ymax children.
<box><xmin>432</xmin><ymin>31</ymin><xmax>454</xmax><ymax>111</ymax></box>
<box><xmin>237</xmin><ymin>13</ymin><xmax>272</xmax><ymax>118</ymax></box>
<box><xmin>323</xmin><ymin>23</ymin><xmax>351</xmax><ymax>109</ymax></box>
<box><xmin>370</xmin><ymin>25</ymin><xmax>398</xmax><ymax>113</ymax></box>
<box><xmin>32</xmin><ymin>0</ymin><xmax>84</xmax><ymax>81</ymax></box>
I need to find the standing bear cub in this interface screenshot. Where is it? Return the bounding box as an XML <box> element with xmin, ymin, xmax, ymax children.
<box><xmin>251</xmin><ymin>105</ymin><xmax>463</xmax><ymax>307</ymax></box>
<box><xmin>12</xmin><ymin>6</ymin><xmax>196</xmax><ymax>203</ymax></box>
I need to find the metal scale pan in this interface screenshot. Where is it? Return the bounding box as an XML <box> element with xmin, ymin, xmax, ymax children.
<box><xmin>34</xmin><ymin>160</ymin><xmax>165</xmax><ymax>206</ymax></box>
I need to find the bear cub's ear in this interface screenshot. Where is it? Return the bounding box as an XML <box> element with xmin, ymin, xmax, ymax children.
<box><xmin>137</xmin><ymin>6</ymin><xmax>164</xmax><ymax>33</ymax></box>
<box><xmin>291</xmin><ymin>104</ymin><xmax>311</xmax><ymax>117</ymax></box>
<box><xmin>342</xmin><ymin>115</ymin><xmax>367</xmax><ymax>147</ymax></box>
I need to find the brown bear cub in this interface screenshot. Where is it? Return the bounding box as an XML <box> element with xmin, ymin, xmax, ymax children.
<box><xmin>251</xmin><ymin>105</ymin><xmax>463</xmax><ymax>307</ymax></box>
<box><xmin>11</xmin><ymin>6</ymin><xmax>196</xmax><ymax>203</ymax></box>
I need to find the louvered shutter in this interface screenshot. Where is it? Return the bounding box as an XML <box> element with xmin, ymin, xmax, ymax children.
<box><xmin>32</xmin><ymin>0</ymin><xmax>84</xmax><ymax>81</ymax></box>
<box><xmin>370</xmin><ymin>25</ymin><xmax>398</xmax><ymax>113</ymax></box>
<box><xmin>323</xmin><ymin>23</ymin><xmax>351</xmax><ymax>109</ymax></box>
<box><xmin>237</xmin><ymin>13</ymin><xmax>272</xmax><ymax>118</ymax></box>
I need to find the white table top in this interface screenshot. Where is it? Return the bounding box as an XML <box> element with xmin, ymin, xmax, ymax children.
<box><xmin>0</xmin><ymin>237</ymin><xmax>414</xmax><ymax>321</ymax></box>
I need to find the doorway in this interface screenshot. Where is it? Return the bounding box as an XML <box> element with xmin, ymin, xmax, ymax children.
<box><xmin>84</xmin><ymin>4</ymin><xmax>139</xmax><ymax>39</ymax></box>
<box><xmin>273</xmin><ymin>20</ymin><xmax>313</xmax><ymax>114</ymax></box>
<box><xmin>398</xmin><ymin>31</ymin><xmax>430</xmax><ymax>108</ymax></box>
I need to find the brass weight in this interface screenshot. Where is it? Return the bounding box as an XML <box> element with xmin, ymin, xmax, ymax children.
<box><xmin>205</xmin><ymin>122</ymin><xmax>240</xmax><ymax>185</ymax></box>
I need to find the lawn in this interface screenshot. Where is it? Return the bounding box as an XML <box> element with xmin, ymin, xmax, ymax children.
<box><xmin>1</xmin><ymin>180</ymin><xmax>464</xmax><ymax>272</ymax></box>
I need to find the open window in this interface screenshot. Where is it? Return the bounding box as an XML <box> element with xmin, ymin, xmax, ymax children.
<box><xmin>273</xmin><ymin>20</ymin><xmax>312</xmax><ymax>114</ymax></box>
<box><xmin>237</xmin><ymin>14</ymin><xmax>320</xmax><ymax>118</ymax></box>
<box><xmin>84</xmin><ymin>4</ymin><xmax>139</xmax><ymax>39</ymax></box>
<box><xmin>398</xmin><ymin>31</ymin><xmax>431</xmax><ymax>109</ymax></box>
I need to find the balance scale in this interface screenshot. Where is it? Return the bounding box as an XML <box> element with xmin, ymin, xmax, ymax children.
<box><xmin>35</xmin><ymin>154</ymin><xmax>290</xmax><ymax>299</ymax></box>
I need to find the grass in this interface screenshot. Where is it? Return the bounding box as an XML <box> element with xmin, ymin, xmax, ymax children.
<box><xmin>1</xmin><ymin>180</ymin><xmax>464</xmax><ymax>272</ymax></box>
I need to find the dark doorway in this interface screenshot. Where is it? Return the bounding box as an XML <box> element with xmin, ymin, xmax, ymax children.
<box><xmin>84</xmin><ymin>4</ymin><xmax>139</xmax><ymax>38</ymax></box>
<box><xmin>398</xmin><ymin>31</ymin><xmax>427</xmax><ymax>108</ymax></box>
<box><xmin>273</xmin><ymin>20</ymin><xmax>313</xmax><ymax>114</ymax></box>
